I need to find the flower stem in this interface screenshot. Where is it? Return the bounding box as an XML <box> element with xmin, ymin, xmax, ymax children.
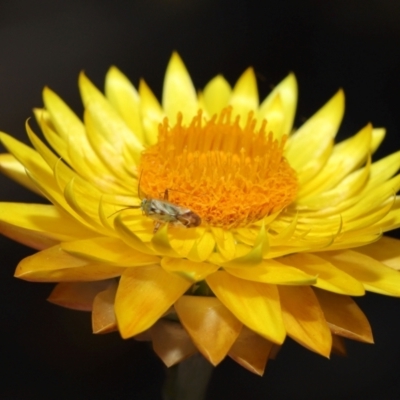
<box><xmin>162</xmin><ymin>354</ymin><xmax>214</xmax><ymax>400</ymax></box>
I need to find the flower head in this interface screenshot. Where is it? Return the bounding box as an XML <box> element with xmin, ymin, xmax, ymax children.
<box><xmin>1</xmin><ymin>53</ymin><xmax>400</xmax><ymax>375</ymax></box>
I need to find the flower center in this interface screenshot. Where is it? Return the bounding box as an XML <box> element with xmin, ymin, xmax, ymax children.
<box><xmin>139</xmin><ymin>108</ymin><xmax>298</xmax><ymax>228</ymax></box>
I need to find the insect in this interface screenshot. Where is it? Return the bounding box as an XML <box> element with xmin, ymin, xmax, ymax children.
<box><xmin>140</xmin><ymin>188</ymin><xmax>202</xmax><ymax>233</ymax></box>
<box><xmin>110</xmin><ymin>173</ymin><xmax>201</xmax><ymax>233</ymax></box>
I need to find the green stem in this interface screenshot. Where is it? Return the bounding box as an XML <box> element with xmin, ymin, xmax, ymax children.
<box><xmin>162</xmin><ymin>354</ymin><xmax>214</xmax><ymax>400</ymax></box>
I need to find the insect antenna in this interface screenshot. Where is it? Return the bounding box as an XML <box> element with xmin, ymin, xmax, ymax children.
<box><xmin>107</xmin><ymin>205</ymin><xmax>141</xmax><ymax>219</ymax></box>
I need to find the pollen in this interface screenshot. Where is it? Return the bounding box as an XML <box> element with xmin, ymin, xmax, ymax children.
<box><xmin>139</xmin><ymin>108</ymin><xmax>298</xmax><ymax>228</ymax></box>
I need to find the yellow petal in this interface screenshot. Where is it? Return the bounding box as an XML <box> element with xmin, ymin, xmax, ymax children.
<box><xmin>162</xmin><ymin>52</ymin><xmax>198</xmax><ymax>125</ymax></box>
<box><xmin>15</xmin><ymin>244</ymin><xmax>124</xmax><ymax>282</ymax></box>
<box><xmin>366</xmin><ymin>150</ymin><xmax>400</xmax><ymax>191</ymax></box>
<box><xmin>279</xmin><ymin>253</ymin><xmax>365</xmax><ymax>295</ymax></box>
<box><xmin>115</xmin><ymin>265</ymin><xmax>191</xmax><ymax>338</ymax></box>
<box><xmin>79</xmin><ymin>72</ymin><xmax>143</xmax><ymax>159</ymax></box>
<box><xmin>258</xmin><ymin>73</ymin><xmax>298</xmax><ymax>136</ymax></box>
<box><xmin>313</xmin><ymin>288</ymin><xmax>373</xmax><ymax>343</ymax></box>
<box><xmin>0</xmin><ymin>221</ymin><xmax>58</xmax><ymax>250</ymax></box>
<box><xmin>0</xmin><ymin>203</ymin><xmax>95</xmax><ymax>242</ymax></box>
<box><xmin>279</xmin><ymin>285</ymin><xmax>332</xmax><ymax>357</ymax></box>
<box><xmin>300</xmin><ymin>123</ymin><xmax>372</xmax><ymax>197</ymax></box>
<box><xmin>175</xmin><ymin>296</ymin><xmax>242</xmax><ymax>365</ymax></box>
<box><xmin>48</xmin><ymin>280</ymin><xmax>113</xmax><ymax>311</ymax></box>
<box><xmin>202</xmin><ymin>75</ymin><xmax>231</xmax><ymax>116</ymax></box>
<box><xmin>257</xmin><ymin>94</ymin><xmax>285</xmax><ymax>140</ymax></box>
<box><xmin>355</xmin><ymin>236</ymin><xmax>400</xmax><ymax>270</ymax></box>
<box><xmin>286</xmin><ymin>90</ymin><xmax>344</xmax><ymax>172</ymax></box>
<box><xmin>150</xmin><ymin>319</ymin><xmax>197</xmax><ymax>367</ymax></box>
<box><xmin>0</xmin><ymin>153</ymin><xmax>42</xmax><ymax>195</ymax></box>
<box><xmin>206</xmin><ymin>271</ymin><xmax>285</xmax><ymax>344</ymax></box>
<box><xmin>105</xmin><ymin>66</ymin><xmax>144</xmax><ymax>143</ymax></box>
<box><xmin>42</xmin><ymin>87</ymin><xmax>113</xmax><ymax>178</ymax></box>
<box><xmin>222</xmin><ymin>223</ymin><xmax>268</xmax><ymax>268</ymax></box>
<box><xmin>187</xmin><ymin>230</ymin><xmax>215</xmax><ymax>262</ymax></box>
<box><xmin>211</xmin><ymin>227</ymin><xmax>236</xmax><ymax>260</ymax></box>
<box><xmin>319</xmin><ymin>250</ymin><xmax>400</xmax><ymax>296</ymax></box>
<box><xmin>61</xmin><ymin>237</ymin><xmax>159</xmax><ymax>266</ymax></box>
<box><xmin>225</xmin><ymin>259</ymin><xmax>317</xmax><ymax>285</ymax></box>
<box><xmin>371</xmin><ymin>127</ymin><xmax>385</xmax><ymax>153</ymax></box>
<box><xmin>228</xmin><ymin>325</ymin><xmax>274</xmax><ymax>376</ymax></box>
<box><xmin>229</xmin><ymin>68</ymin><xmax>259</xmax><ymax>120</ymax></box>
<box><xmin>139</xmin><ymin>79</ymin><xmax>164</xmax><ymax>145</ymax></box>
<box><xmin>0</xmin><ymin>132</ymin><xmax>52</xmax><ymax>179</ymax></box>
<box><xmin>161</xmin><ymin>258</ymin><xmax>219</xmax><ymax>282</ymax></box>
<box><xmin>113</xmin><ymin>215</ymin><xmax>156</xmax><ymax>255</ymax></box>
<box><xmin>92</xmin><ymin>281</ymin><xmax>118</xmax><ymax>334</ymax></box>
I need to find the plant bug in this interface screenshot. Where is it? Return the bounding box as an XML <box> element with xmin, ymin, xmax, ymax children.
<box><xmin>140</xmin><ymin>188</ymin><xmax>202</xmax><ymax>233</ymax></box>
<box><xmin>110</xmin><ymin>172</ymin><xmax>201</xmax><ymax>233</ymax></box>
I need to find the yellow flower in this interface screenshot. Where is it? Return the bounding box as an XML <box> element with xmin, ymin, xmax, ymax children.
<box><xmin>1</xmin><ymin>52</ymin><xmax>400</xmax><ymax>375</ymax></box>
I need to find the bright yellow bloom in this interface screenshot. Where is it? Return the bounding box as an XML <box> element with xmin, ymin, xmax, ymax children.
<box><xmin>1</xmin><ymin>53</ymin><xmax>400</xmax><ymax>375</ymax></box>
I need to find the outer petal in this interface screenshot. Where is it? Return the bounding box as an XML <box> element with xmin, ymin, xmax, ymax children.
<box><xmin>15</xmin><ymin>244</ymin><xmax>124</xmax><ymax>282</ymax></box>
<box><xmin>48</xmin><ymin>280</ymin><xmax>113</xmax><ymax>311</ymax></box>
<box><xmin>355</xmin><ymin>236</ymin><xmax>400</xmax><ymax>270</ymax></box>
<box><xmin>313</xmin><ymin>288</ymin><xmax>373</xmax><ymax>343</ymax></box>
<box><xmin>206</xmin><ymin>271</ymin><xmax>285</xmax><ymax>344</ymax></box>
<box><xmin>175</xmin><ymin>296</ymin><xmax>242</xmax><ymax>365</ymax></box>
<box><xmin>279</xmin><ymin>285</ymin><xmax>332</xmax><ymax>357</ymax></box>
<box><xmin>331</xmin><ymin>334</ymin><xmax>347</xmax><ymax>356</ymax></box>
<box><xmin>162</xmin><ymin>52</ymin><xmax>198</xmax><ymax>125</ymax></box>
<box><xmin>228</xmin><ymin>326</ymin><xmax>274</xmax><ymax>376</ymax></box>
<box><xmin>150</xmin><ymin>319</ymin><xmax>198</xmax><ymax>367</ymax></box>
<box><xmin>319</xmin><ymin>250</ymin><xmax>400</xmax><ymax>296</ymax></box>
<box><xmin>61</xmin><ymin>237</ymin><xmax>159</xmax><ymax>265</ymax></box>
<box><xmin>115</xmin><ymin>265</ymin><xmax>191</xmax><ymax>338</ymax></box>
<box><xmin>92</xmin><ymin>281</ymin><xmax>118</xmax><ymax>334</ymax></box>
<box><xmin>279</xmin><ymin>253</ymin><xmax>365</xmax><ymax>296</ymax></box>
<box><xmin>0</xmin><ymin>153</ymin><xmax>43</xmax><ymax>195</ymax></box>
<box><xmin>224</xmin><ymin>259</ymin><xmax>317</xmax><ymax>285</ymax></box>
<box><xmin>0</xmin><ymin>203</ymin><xmax>96</xmax><ymax>244</ymax></box>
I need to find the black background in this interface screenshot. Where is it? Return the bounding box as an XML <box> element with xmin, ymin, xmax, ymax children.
<box><xmin>1</xmin><ymin>1</ymin><xmax>400</xmax><ymax>399</ymax></box>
